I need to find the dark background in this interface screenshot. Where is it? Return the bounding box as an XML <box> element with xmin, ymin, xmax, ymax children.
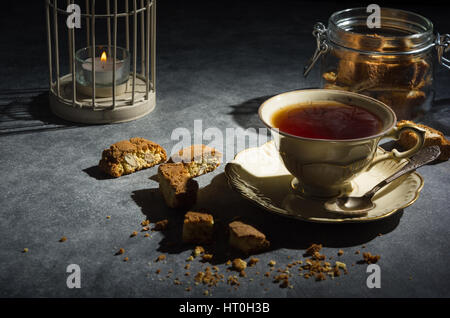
<box><xmin>0</xmin><ymin>0</ymin><xmax>449</xmax><ymax>298</ymax></box>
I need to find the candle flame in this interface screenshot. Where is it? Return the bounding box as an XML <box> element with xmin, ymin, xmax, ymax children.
<box><xmin>101</xmin><ymin>51</ymin><xmax>107</xmax><ymax>63</ymax></box>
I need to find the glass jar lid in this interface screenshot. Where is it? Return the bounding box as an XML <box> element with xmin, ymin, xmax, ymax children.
<box><xmin>304</xmin><ymin>7</ymin><xmax>450</xmax><ymax>77</ymax></box>
<box><xmin>328</xmin><ymin>7</ymin><xmax>435</xmax><ymax>54</ymax></box>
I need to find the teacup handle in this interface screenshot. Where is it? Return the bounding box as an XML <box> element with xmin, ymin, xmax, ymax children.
<box><xmin>367</xmin><ymin>123</ymin><xmax>426</xmax><ymax>169</ymax></box>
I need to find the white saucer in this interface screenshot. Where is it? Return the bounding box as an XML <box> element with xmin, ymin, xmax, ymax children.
<box><xmin>225</xmin><ymin>141</ymin><xmax>424</xmax><ymax>223</ymax></box>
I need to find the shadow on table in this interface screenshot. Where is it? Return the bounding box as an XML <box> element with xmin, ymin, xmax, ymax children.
<box><xmin>82</xmin><ymin>165</ymin><xmax>116</xmax><ymax>180</ymax></box>
<box><xmin>130</xmin><ymin>171</ymin><xmax>403</xmax><ymax>265</ymax></box>
<box><xmin>131</xmin><ymin>187</ymin><xmax>190</xmax><ymax>254</ymax></box>
<box><xmin>0</xmin><ymin>90</ymin><xmax>82</xmax><ymax>136</ymax></box>
<box><xmin>422</xmin><ymin>96</ymin><xmax>450</xmax><ymax>135</ymax></box>
<box><xmin>227</xmin><ymin>95</ymin><xmax>273</xmax><ymax>130</ymax></box>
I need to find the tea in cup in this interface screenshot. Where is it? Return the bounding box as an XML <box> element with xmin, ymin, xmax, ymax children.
<box><xmin>258</xmin><ymin>89</ymin><xmax>425</xmax><ymax>197</ymax></box>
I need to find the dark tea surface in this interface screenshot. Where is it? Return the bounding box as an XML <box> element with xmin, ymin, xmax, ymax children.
<box><xmin>272</xmin><ymin>102</ymin><xmax>383</xmax><ymax>140</ymax></box>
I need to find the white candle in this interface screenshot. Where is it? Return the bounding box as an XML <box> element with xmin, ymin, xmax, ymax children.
<box><xmin>82</xmin><ymin>53</ymin><xmax>124</xmax><ymax>86</ymax></box>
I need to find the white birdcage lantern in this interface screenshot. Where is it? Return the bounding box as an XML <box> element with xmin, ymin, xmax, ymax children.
<box><xmin>45</xmin><ymin>0</ymin><xmax>156</xmax><ymax>124</ymax></box>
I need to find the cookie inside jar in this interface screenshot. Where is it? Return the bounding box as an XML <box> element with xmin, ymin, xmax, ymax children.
<box><xmin>317</xmin><ymin>7</ymin><xmax>436</xmax><ymax>120</ymax></box>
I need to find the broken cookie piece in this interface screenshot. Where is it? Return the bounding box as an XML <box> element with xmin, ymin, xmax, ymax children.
<box><xmin>169</xmin><ymin>144</ymin><xmax>222</xmax><ymax>178</ymax></box>
<box><xmin>228</xmin><ymin>221</ymin><xmax>270</xmax><ymax>254</ymax></box>
<box><xmin>153</xmin><ymin>219</ymin><xmax>169</xmax><ymax>231</ymax></box>
<box><xmin>182</xmin><ymin>211</ymin><xmax>214</xmax><ymax>244</ymax></box>
<box><xmin>99</xmin><ymin>137</ymin><xmax>167</xmax><ymax>177</ymax></box>
<box><xmin>158</xmin><ymin>163</ymin><xmax>198</xmax><ymax>209</ymax></box>
<box><xmin>397</xmin><ymin>120</ymin><xmax>450</xmax><ymax>161</ymax></box>
<box><xmin>232</xmin><ymin>258</ymin><xmax>247</xmax><ymax>272</ymax></box>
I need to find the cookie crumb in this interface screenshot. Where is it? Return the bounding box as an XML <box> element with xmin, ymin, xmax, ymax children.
<box><xmin>123</xmin><ymin>257</ymin><xmax>129</xmax><ymax>262</ymax></box>
<box><xmin>59</xmin><ymin>236</ymin><xmax>67</xmax><ymax>242</ymax></box>
<box><xmin>337</xmin><ymin>249</ymin><xmax>344</xmax><ymax>256</ymax></box>
<box><xmin>315</xmin><ymin>272</ymin><xmax>326</xmax><ymax>281</ymax></box>
<box><xmin>116</xmin><ymin>248</ymin><xmax>125</xmax><ymax>255</ymax></box>
<box><xmin>268</xmin><ymin>260</ymin><xmax>276</xmax><ymax>267</ymax></box>
<box><xmin>156</xmin><ymin>254</ymin><xmax>166</xmax><ymax>262</ymax></box>
<box><xmin>362</xmin><ymin>252</ymin><xmax>380</xmax><ymax>264</ymax></box>
<box><xmin>130</xmin><ymin>231</ymin><xmax>138</xmax><ymax>237</ymax></box>
<box><xmin>248</xmin><ymin>257</ymin><xmax>259</xmax><ymax>267</ymax></box>
<box><xmin>202</xmin><ymin>254</ymin><xmax>213</xmax><ymax>262</ymax></box>
<box><xmin>280</xmin><ymin>279</ymin><xmax>289</xmax><ymax>288</ymax></box>
<box><xmin>335</xmin><ymin>261</ymin><xmax>347</xmax><ymax>270</ymax></box>
<box><xmin>227</xmin><ymin>275</ymin><xmax>240</xmax><ymax>286</ymax></box>
<box><xmin>312</xmin><ymin>251</ymin><xmax>325</xmax><ymax>260</ymax></box>
<box><xmin>232</xmin><ymin>258</ymin><xmax>247</xmax><ymax>272</ymax></box>
<box><xmin>305</xmin><ymin>243</ymin><xmax>322</xmax><ymax>256</ymax></box>
<box><xmin>22</xmin><ymin>248</ymin><xmax>28</xmax><ymax>253</ymax></box>
<box><xmin>193</xmin><ymin>246</ymin><xmax>205</xmax><ymax>257</ymax></box>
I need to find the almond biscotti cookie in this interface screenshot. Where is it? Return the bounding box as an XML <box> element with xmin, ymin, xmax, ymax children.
<box><xmin>158</xmin><ymin>163</ymin><xmax>198</xmax><ymax>209</ymax></box>
<box><xmin>228</xmin><ymin>221</ymin><xmax>270</xmax><ymax>255</ymax></box>
<box><xmin>182</xmin><ymin>211</ymin><xmax>214</xmax><ymax>244</ymax></box>
<box><xmin>169</xmin><ymin>144</ymin><xmax>222</xmax><ymax>178</ymax></box>
<box><xmin>397</xmin><ymin>120</ymin><xmax>449</xmax><ymax>161</ymax></box>
<box><xmin>99</xmin><ymin>137</ymin><xmax>167</xmax><ymax>177</ymax></box>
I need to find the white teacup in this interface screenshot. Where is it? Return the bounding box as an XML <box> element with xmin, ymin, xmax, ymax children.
<box><xmin>258</xmin><ymin>89</ymin><xmax>425</xmax><ymax>197</ymax></box>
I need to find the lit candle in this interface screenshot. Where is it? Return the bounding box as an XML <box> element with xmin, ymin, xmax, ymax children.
<box><xmin>82</xmin><ymin>51</ymin><xmax>124</xmax><ymax>86</ymax></box>
<box><xmin>75</xmin><ymin>46</ymin><xmax>130</xmax><ymax>97</ymax></box>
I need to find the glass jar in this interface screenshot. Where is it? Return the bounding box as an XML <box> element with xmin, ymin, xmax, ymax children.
<box><xmin>75</xmin><ymin>46</ymin><xmax>130</xmax><ymax>97</ymax></box>
<box><xmin>304</xmin><ymin>7</ymin><xmax>450</xmax><ymax>120</ymax></box>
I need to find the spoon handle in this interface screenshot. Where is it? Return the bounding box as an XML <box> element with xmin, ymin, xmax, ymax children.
<box><xmin>364</xmin><ymin>145</ymin><xmax>441</xmax><ymax>199</ymax></box>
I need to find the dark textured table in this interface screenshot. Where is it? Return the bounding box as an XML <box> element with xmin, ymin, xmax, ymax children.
<box><xmin>0</xmin><ymin>1</ymin><xmax>449</xmax><ymax>298</ymax></box>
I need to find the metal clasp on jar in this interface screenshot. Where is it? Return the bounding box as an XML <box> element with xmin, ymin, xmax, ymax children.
<box><xmin>436</xmin><ymin>33</ymin><xmax>450</xmax><ymax>70</ymax></box>
<box><xmin>304</xmin><ymin>22</ymin><xmax>450</xmax><ymax>76</ymax></box>
<box><xmin>303</xmin><ymin>22</ymin><xmax>329</xmax><ymax>77</ymax></box>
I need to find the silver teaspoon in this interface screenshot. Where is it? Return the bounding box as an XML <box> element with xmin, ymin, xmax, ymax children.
<box><xmin>325</xmin><ymin>145</ymin><xmax>441</xmax><ymax>216</ymax></box>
